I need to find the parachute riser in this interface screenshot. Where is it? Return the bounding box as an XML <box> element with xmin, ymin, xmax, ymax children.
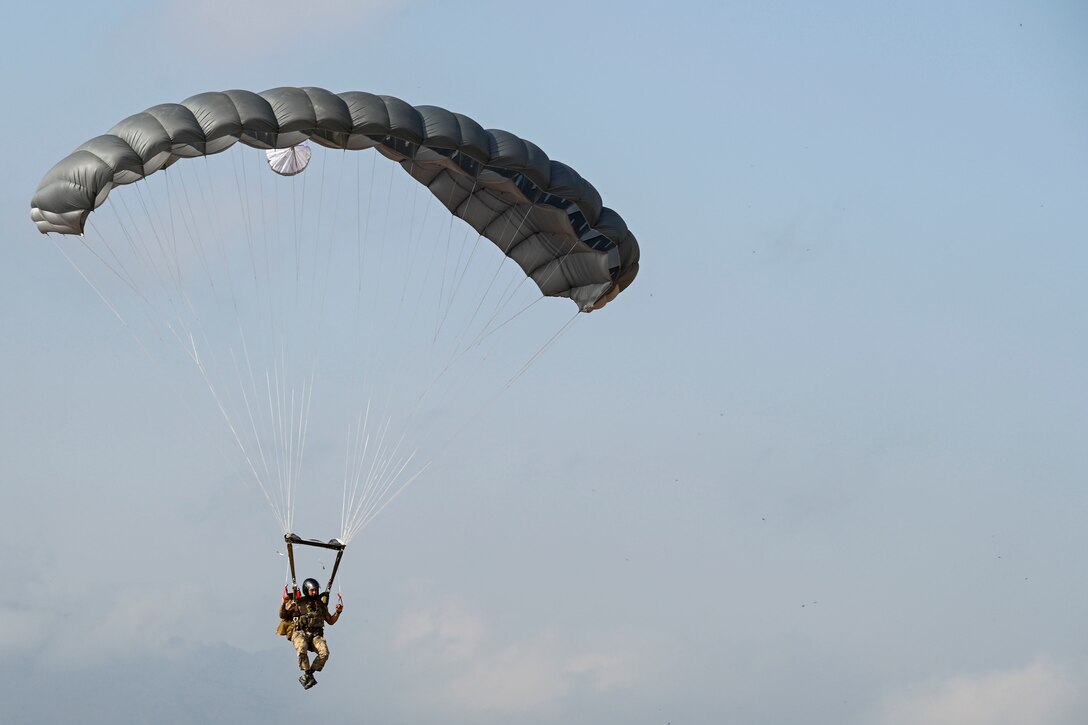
<box><xmin>284</xmin><ymin>532</ymin><xmax>347</xmax><ymax>597</ymax></box>
<box><xmin>327</xmin><ymin>548</ymin><xmax>345</xmax><ymax>592</ymax></box>
<box><xmin>286</xmin><ymin>535</ymin><xmax>299</xmax><ymax>596</ymax></box>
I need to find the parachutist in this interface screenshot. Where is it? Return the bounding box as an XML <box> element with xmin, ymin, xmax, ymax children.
<box><xmin>280</xmin><ymin>577</ymin><xmax>344</xmax><ymax>688</ymax></box>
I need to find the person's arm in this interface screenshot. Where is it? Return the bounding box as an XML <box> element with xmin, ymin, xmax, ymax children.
<box><xmin>280</xmin><ymin>596</ymin><xmax>295</xmax><ymax>619</ymax></box>
<box><xmin>325</xmin><ymin>601</ymin><xmax>343</xmax><ymax>625</ymax></box>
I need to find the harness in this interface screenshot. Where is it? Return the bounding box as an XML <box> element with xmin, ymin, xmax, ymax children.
<box><xmin>293</xmin><ymin>600</ymin><xmax>326</xmax><ymax>634</ymax></box>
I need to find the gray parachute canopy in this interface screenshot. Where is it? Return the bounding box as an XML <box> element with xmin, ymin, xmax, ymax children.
<box><xmin>30</xmin><ymin>87</ymin><xmax>639</xmax><ymax>311</ymax></box>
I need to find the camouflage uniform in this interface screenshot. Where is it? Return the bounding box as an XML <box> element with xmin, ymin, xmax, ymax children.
<box><xmin>280</xmin><ymin>596</ymin><xmax>337</xmax><ymax>673</ymax></box>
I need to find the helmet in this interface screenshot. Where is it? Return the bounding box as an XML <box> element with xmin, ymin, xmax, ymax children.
<box><xmin>302</xmin><ymin>578</ymin><xmax>321</xmax><ymax>598</ymax></box>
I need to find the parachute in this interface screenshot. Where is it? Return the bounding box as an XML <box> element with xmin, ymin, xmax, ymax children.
<box><xmin>30</xmin><ymin>87</ymin><xmax>639</xmax><ymax>543</ymax></box>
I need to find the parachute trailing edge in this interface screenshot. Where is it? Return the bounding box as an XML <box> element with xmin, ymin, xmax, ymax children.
<box><xmin>30</xmin><ymin>87</ymin><xmax>639</xmax><ymax>311</ymax></box>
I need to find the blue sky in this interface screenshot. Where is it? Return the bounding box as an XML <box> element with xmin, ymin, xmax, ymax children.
<box><xmin>3</xmin><ymin>2</ymin><xmax>1087</xmax><ymax>724</ymax></box>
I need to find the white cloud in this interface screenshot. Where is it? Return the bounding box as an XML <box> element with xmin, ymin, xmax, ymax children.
<box><xmin>567</xmin><ymin>651</ymin><xmax>642</xmax><ymax>693</ymax></box>
<box><xmin>391</xmin><ymin>598</ymin><xmax>484</xmax><ymax>659</ymax></box>
<box><xmin>37</xmin><ymin>584</ymin><xmax>208</xmax><ymax>668</ymax></box>
<box><xmin>872</xmin><ymin>659</ymin><xmax>1088</xmax><ymax>725</ymax></box>
<box><xmin>0</xmin><ymin>605</ymin><xmax>50</xmax><ymax>653</ymax></box>
<box><xmin>440</xmin><ymin>638</ymin><xmax>572</xmax><ymax>712</ymax></box>
<box><xmin>392</xmin><ymin>597</ymin><xmax>653</xmax><ymax>715</ymax></box>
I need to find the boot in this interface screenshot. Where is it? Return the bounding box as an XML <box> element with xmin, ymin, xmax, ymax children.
<box><xmin>303</xmin><ymin>671</ymin><xmax>317</xmax><ymax>689</ymax></box>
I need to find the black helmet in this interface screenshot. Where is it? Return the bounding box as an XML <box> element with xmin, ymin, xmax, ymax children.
<box><xmin>302</xmin><ymin>578</ymin><xmax>320</xmax><ymax>598</ymax></box>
